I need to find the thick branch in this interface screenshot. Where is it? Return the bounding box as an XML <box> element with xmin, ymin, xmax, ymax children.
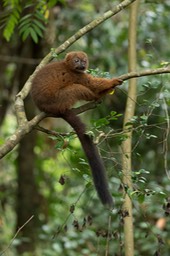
<box><xmin>16</xmin><ymin>0</ymin><xmax>136</xmax><ymax>101</ymax></box>
<box><xmin>0</xmin><ymin>67</ymin><xmax>170</xmax><ymax>159</ymax></box>
<box><xmin>0</xmin><ymin>113</ymin><xmax>46</xmax><ymax>158</ymax></box>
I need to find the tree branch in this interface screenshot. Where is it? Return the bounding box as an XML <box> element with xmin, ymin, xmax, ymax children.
<box><xmin>0</xmin><ymin>0</ymin><xmax>169</xmax><ymax>160</ymax></box>
<box><xmin>119</xmin><ymin>66</ymin><xmax>170</xmax><ymax>80</ymax></box>
<box><xmin>12</xmin><ymin>0</ymin><xmax>136</xmax><ymax>146</ymax></box>
<box><xmin>0</xmin><ymin>216</ymin><xmax>34</xmax><ymax>256</ymax></box>
<box><xmin>0</xmin><ymin>67</ymin><xmax>170</xmax><ymax>159</ymax></box>
<box><xmin>16</xmin><ymin>0</ymin><xmax>136</xmax><ymax>101</ymax></box>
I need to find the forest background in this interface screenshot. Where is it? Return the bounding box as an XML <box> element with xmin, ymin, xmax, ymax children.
<box><xmin>0</xmin><ymin>0</ymin><xmax>170</xmax><ymax>255</ymax></box>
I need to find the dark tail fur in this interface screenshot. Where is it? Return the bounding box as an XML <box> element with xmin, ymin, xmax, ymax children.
<box><xmin>62</xmin><ymin>110</ymin><xmax>114</xmax><ymax>208</ymax></box>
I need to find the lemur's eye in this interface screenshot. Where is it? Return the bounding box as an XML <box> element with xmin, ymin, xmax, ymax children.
<box><xmin>74</xmin><ymin>58</ymin><xmax>80</xmax><ymax>63</ymax></box>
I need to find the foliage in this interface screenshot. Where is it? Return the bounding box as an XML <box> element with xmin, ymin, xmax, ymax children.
<box><xmin>0</xmin><ymin>0</ymin><xmax>65</xmax><ymax>42</ymax></box>
<box><xmin>0</xmin><ymin>0</ymin><xmax>170</xmax><ymax>255</ymax></box>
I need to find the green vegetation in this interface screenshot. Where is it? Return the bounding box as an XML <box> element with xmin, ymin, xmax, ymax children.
<box><xmin>0</xmin><ymin>0</ymin><xmax>170</xmax><ymax>255</ymax></box>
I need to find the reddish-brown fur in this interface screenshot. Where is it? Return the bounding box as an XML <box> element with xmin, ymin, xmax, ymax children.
<box><xmin>31</xmin><ymin>51</ymin><xmax>122</xmax><ymax>114</ymax></box>
<box><xmin>31</xmin><ymin>51</ymin><xmax>123</xmax><ymax>207</ymax></box>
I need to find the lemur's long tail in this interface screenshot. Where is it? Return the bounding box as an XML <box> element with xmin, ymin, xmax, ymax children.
<box><xmin>62</xmin><ymin>110</ymin><xmax>114</xmax><ymax>208</ymax></box>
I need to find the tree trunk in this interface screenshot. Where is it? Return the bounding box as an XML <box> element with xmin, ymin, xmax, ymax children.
<box><xmin>15</xmin><ymin>40</ymin><xmax>43</xmax><ymax>254</ymax></box>
<box><xmin>121</xmin><ymin>1</ymin><xmax>140</xmax><ymax>256</ymax></box>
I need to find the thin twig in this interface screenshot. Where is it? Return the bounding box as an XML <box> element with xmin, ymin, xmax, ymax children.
<box><xmin>119</xmin><ymin>66</ymin><xmax>170</xmax><ymax>81</ymax></box>
<box><xmin>35</xmin><ymin>125</ymin><xmax>72</xmax><ymax>137</ymax></box>
<box><xmin>0</xmin><ymin>215</ymin><xmax>34</xmax><ymax>256</ymax></box>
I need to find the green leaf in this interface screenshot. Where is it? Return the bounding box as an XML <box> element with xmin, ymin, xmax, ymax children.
<box><xmin>22</xmin><ymin>28</ymin><xmax>31</xmax><ymax>41</ymax></box>
<box><xmin>19</xmin><ymin>23</ymin><xmax>31</xmax><ymax>35</ymax></box>
<box><xmin>19</xmin><ymin>14</ymin><xmax>32</xmax><ymax>22</ymax></box>
<box><xmin>55</xmin><ymin>140</ymin><xmax>65</xmax><ymax>150</ymax></box>
<box><xmin>18</xmin><ymin>18</ymin><xmax>31</xmax><ymax>29</ymax></box>
<box><xmin>33</xmin><ymin>19</ymin><xmax>46</xmax><ymax>31</ymax></box>
<box><xmin>139</xmin><ymin>178</ymin><xmax>146</xmax><ymax>184</ymax></box>
<box><xmin>93</xmin><ymin>118</ymin><xmax>109</xmax><ymax>128</ymax></box>
<box><xmin>3</xmin><ymin>18</ymin><xmax>15</xmax><ymax>41</ymax></box>
<box><xmin>29</xmin><ymin>27</ymin><xmax>38</xmax><ymax>43</ymax></box>
<box><xmin>150</xmin><ymin>102</ymin><xmax>160</xmax><ymax>108</ymax></box>
<box><xmin>109</xmin><ymin>114</ymin><xmax>122</xmax><ymax>121</ymax></box>
<box><xmin>2</xmin><ymin>5</ymin><xmax>21</xmax><ymax>41</ymax></box>
<box><xmin>13</xmin><ymin>8</ymin><xmax>21</xmax><ymax>19</ymax></box>
<box><xmin>35</xmin><ymin>10</ymin><xmax>47</xmax><ymax>22</ymax></box>
<box><xmin>79</xmin><ymin>158</ymin><xmax>88</xmax><ymax>166</ymax></box>
<box><xmin>138</xmin><ymin>194</ymin><xmax>145</xmax><ymax>204</ymax></box>
<box><xmin>157</xmin><ymin>191</ymin><xmax>166</xmax><ymax>198</ymax></box>
<box><xmin>32</xmin><ymin>23</ymin><xmax>43</xmax><ymax>37</ymax></box>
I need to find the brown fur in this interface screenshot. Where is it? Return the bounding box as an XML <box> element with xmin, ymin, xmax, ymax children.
<box><xmin>31</xmin><ymin>51</ymin><xmax>122</xmax><ymax>114</ymax></box>
<box><xmin>31</xmin><ymin>51</ymin><xmax>123</xmax><ymax>207</ymax></box>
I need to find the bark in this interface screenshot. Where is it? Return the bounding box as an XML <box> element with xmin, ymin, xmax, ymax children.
<box><xmin>121</xmin><ymin>1</ymin><xmax>140</xmax><ymax>255</ymax></box>
<box><xmin>15</xmin><ymin>40</ymin><xmax>43</xmax><ymax>254</ymax></box>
